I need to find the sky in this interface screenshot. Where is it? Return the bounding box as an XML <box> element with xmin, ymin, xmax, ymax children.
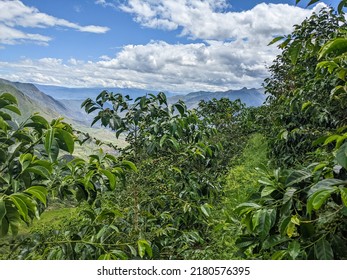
<box><xmin>0</xmin><ymin>0</ymin><xmax>342</xmax><ymax>93</ymax></box>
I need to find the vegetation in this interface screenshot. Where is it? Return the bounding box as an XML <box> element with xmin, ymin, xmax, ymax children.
<box><xmin>1</xmin><ymin>0</ymin><xmax>347</xmax><ymax>260</ymax></box>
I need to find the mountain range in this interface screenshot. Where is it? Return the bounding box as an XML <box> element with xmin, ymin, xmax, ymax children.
<box><xmin>0</xmin><ymin>78</ymin><xmax>266</xmax><ymax>132</ymax></box>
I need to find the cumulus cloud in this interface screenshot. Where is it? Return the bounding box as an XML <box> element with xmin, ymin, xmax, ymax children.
<box><xmin>0</xmin><ymin>40</ymin><xmax>276</xmax><ymax>92</ymax></box>
<box><xmin>0</xmin><ymin>0</ymin><xmax>109</xmax><ymax>45</ymax></box>
<box><xmin>118</xmin><ymin>0</ymin><xmax>326</xmax><ymax>42</ymax></box>
<box><xmin>1</xmin><ymin>0</ymin><xmax>329</xmax><ymax>92</ymax></box>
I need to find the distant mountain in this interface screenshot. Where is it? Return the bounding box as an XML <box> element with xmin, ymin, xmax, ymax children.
<box><xmin>169</xmin><ymin>87</ymin><xmax>267</xmax><ymax>108</ymax></box>
<box><xmin>35</xmin><ymin>84</ymin><xmax>176</xmax><ymax>100</ymax></box>
<box><xmin>0</xmin><ymin>78</ymin><xmax>121</xmax><ymax>147</ymax></box>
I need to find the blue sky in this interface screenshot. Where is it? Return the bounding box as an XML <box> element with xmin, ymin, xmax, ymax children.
<box><xmin>0</xmin><ymin>0</ymin><xmax>342</xmax><ymax>93</ymax></box>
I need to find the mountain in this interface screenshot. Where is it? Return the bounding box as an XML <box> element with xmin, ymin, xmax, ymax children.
<box><xmin>35</xmin><ymin>84</ymin><xmax>176</xmax><ymax>100</ymax></box>
<box><xmin>0</xmin><ymin>78</ymin><xmax>125</xmax><ymax>150</ymax></box>
<box><xmin>169</xmin><ymin>87</ymin><xmax>266</xmax><ymax>108</ymax></box>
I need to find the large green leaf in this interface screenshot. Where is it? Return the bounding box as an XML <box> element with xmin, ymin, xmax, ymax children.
<box><xmin>288</xmin><ymin>240</ymin><xmax>300</xmax><ymax>259</ymax></box>
<box><xmin>0</xmin><ymin>93</ymin><xmax>18</xmax><ymax>105</ymax></box>
<box><xmin>307</xmin><ymin>187</ymin><xmax>337</xmax><ymax>215</ymax></box>
<box><xmin>314</xmin><ymin>239</ymin><xmax>334</xmax><ymax>260</ymax></box>
<box><xmin>100</xmin><ymin>169</ymin><xmax>117</xmax><ymax>191</ymax></box>
<box><xmin>319</xmin><ymin>38</ymin><xmax>347</xmax><ymax>60</ymax></box>
<box><xmin>24</xmin><ymin>186</ymin><xmax>48</xmax><ymax>206</ymax></box>
<box><xmin>26</xmin><ymin>166</ymin><xmax>51</xmax><ymax>179</ymax></box>
<box><xmin>121</xmin><ymin>160</ymin><xmax>138</xmax><ymax>172</ymax></box>
<box><xmin>55</xmin><ymin>128</ymin><xmax>74</xmax><ymax>154</ymax></box>
<box><xmin>9</xmin><ymin>194</ymin><xmax>29</xmax><ymax>222</ymax></box>
<box><xmin>137</xmin><ymin>239</ymin><xmax>152</xmax><ymax>258</ymax></box>
<box><xmin>285</xmin><ymin>170</ymin><xmax>311</xmax><ymax>187</ymax></box>
<box><xmin>252</xmin><ymin>208</ymin><xmax>276</xmax><ymax>240</ymax></box>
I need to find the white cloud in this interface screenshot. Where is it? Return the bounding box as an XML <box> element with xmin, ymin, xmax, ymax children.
<box><xmin>0</xmin><ymin>1</ymin><xmax>329</xmax><ymax>92</ymax></box>
<box><xmin>0</xmin><ymin>40</ymin><xmax>276</xmax><ymax>92</ymax></box>
<box><xmin>0</xmin><ymin>0</ymin><xmax>109</xmax><ymax>45</ymax></box>
<box><xmin>119</xmin><ymin>0</ymin><xmax>327</xmax><ymax>42</ymax></box>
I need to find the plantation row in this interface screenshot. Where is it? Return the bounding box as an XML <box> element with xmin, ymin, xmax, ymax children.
<box><xmin>1</xmin><ymin>1</ymin><xmax>347</xmax><ymax>259</ymax></box>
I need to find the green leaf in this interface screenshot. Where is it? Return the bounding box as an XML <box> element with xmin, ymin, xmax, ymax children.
<box><xmin>55</xmin><ymin>129</ymin><xmax>74</xmax><ymax>154</ymax></box>
<box><xmin>30</xmin><ymin>115</ymin><xmax>50</xmax><ymax>128</ymax></box>
<box><xmin>283</xmin><ymin>187</ymin><xmax>297</xmax><ymax>204</ymax></box>
<box><xmin>24</xmin><ymin>186</ymin><xmax>48</xmax><ymax>206</ymax></box>
<box><xmin>307</xmin><ymin>187</ymin><xmax>337</xmax><ymax>215</ymax></box>
<box><xmin>235</xmin><ymin>203</ymin><xmax>261</xmax><ymax>216</ymax></box>
<box><xmin>45</xmin><ymin>128</ymin><xmax>55</xmax><ymax>161</ymax></box>
<box><xmin>100</xmin><ymin>169</ymin><xmax>117</xmax><ymax>190</ymax></box>
<box><xmin>288</xmin><ymin>240</ymin><xmax>300</xmax><ymax>259</ymax></box>
<box><xmin>19</xmin><ymin>153</ymin><xmax>33</xmax><ymax>172</ymax></box>
<box><xmin>314</xmin><ymin>239</ymin><xmax>333</xmax><ymax>260</ymax></box>
<box><xmin>308</xmin><ymin>179</ymin><xmax>345</xmax><ymax>196</ymax></box>
<box><xmin>4</xmin><ymin>105</ymin><xmax>21</xmax><ymax>115</ymax></box>
<box><xmin>0</xmin><ymin>199</ymin><xmax>6</xmax><ymax>225</ymax></box>
<box><xmin>200</xmin><ymin>203</ymin><xmax>211</xmax><ymax>217</ymax></box>
<box><xmin>0</xmin><ymin>93</ymin><xmax>18</xmax><ymax>105</ymax></box>
<box><xmin>336</xmin><ymin>142</ymin><xmax>347</xmax><ymax>169</ymax></box>
<box><xmin>288</xmin><ymin>41</ymin><xmax>302</xmax><ymax>65</ymax></box>
<box><xmin>340</xmin><ymin>187</ymin><xmax>347</xmax><ymax>207</ymax></box>
<box><xmin>137</xmin><ymin>239</ymin><xmax>152</xmax><ymax>258</ymax></box>
<box><xmin>286</xmin><ymin>170</ymin><xmax>311</xmax><ymax>187</ymax></box>
<box><xmin>319</xmin><ymin>38</ymin><xmax>347</xmax><ymax>60</ymax></box>
<box><xmin>271</xmin><ymin>250</ymin><xmax>287</xmax><ymax>260</ymax></box>
<box><xmin>252</xmin><ymin>209</ymin><xmax>276</xmax><ymax>240</ymax></box>
<box><xmin>26</xmin><ymin>166</ymin><xmax>51</xmax><ymax>179</ymax></box>
<box><xmin>301</xmin><ymin>101</ymin><xmax>312</xmax><ymax>111</ymax></box>
<box><xmin>261</xmin><ymin>186</ymin><xmax>276</xmax><ymax>197</ymax></box>
<box><xmin>121</xmin><ymin>160</ymin><xmax>138</xmax><ymax>172</ymax></box>
<box><xmin>9</xmin><ymin>194</ymin><xmax>29</xmax><ymax>222</ymax></box>
<box><xmin>268</xmin><ymin>36</ymin><xmax>284</xmax><ymax>46</ymax></box>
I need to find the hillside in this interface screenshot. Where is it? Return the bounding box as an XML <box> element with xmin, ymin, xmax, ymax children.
<box><xmin>169</xmin><ymin>87</ymin><xmax>266</xmax><ymax>108</ymax></box>
<box><xmin>0</xmin><ymin>78</ymin><xmax>124</xmax><ymax>150</ymax></box>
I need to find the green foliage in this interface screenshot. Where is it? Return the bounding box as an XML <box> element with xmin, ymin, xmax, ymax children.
<box><xmin>264</xmin><ymin>7</ymin><xmax>347</xmax><ymax>167</ymax></box>
<box><xmin>0</xmin><ymin>93</ymin><xmax>76</xmax><ymax>236</ymax></box>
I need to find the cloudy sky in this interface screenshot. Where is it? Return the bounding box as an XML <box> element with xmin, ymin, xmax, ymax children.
<box><xmin>0</xmin><ymin>0</ymin><xmax>341</xmax><ymax>93</ymax></box>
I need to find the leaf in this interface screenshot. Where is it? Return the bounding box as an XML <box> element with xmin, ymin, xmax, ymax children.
<box><xmin>301</xmin><ymin>101</ymin><xmax>312</xmax><ymax>111</ymax></box>
<box><xmin>268</xmin><ymin>36</ymin><xmax>284</xmax><ymax>46</ymax></box>
<box><xmin>285</xmin><ymin>170</ymin><xmax>311</xmax><ymax>186</ymax></box>
<box><xmin>307</xmin><ymin>187</ymin><xmax>337</xmax><ymax>215</ymax></box>
<box><xmin>9</xmin><ymin>194</ymin><xmax>29</xmax><ymax>222</ymax></box>
<box><xmin>174</xmin><ymin>102</ymin><xmax>186</xmax><ymax>116</ymax></box>
<box><xmin>137</xmin><ymin>239</ymin><xmax>152</xmax><ymax>258</ymax></box>
<box><xmin>288</xmin><ymin>41</ymin><xmax>302</xmax><ymax>65</ymax></box>
<box><xmin>271</xmin><ymin>250</ymin><xmax>287</xmax><ymax>260</ymax></box>
<box><xmin>0</xmin><ymin>199</ymin><xmax>6</xmax><ymax>224</ymax></box>
<box><xmin>340</xmin><ymin>187</ymin><xmax>347</xmax><ymax>207</ymax></box>
<box><xmin>55</xmin><ymin>129</ymin><xmax>74</xmax><ymax>154</ymax></box>
<box><xmin>314</xmin><ymin>239</ymin><xmax>333</xmax><ymax>260</ymax></box>
<box><xmin>336</xmin><ymin>142</ymin><xmax>347</xmax><ymax>169</ymax></box>
<box><xmin>45</xmin><ymin>128</ymin><xmax>55</xmax><ymax>160</ymax></box>
<box><xmin>24</xmin><ymin>186</ymin><xmax>48</xmax><ymax>206</ymax></box>
<box><xmin>100</xmin><ymin>169</ymin><xmax>117</xmax><ymax>191</ymax></box>
<box><xmin>319</xmin><ymin>38</ymin><xmax>347</xmax><ymax>60</ymax></box>
<box><xmin>308</xmin><ymin>179</ymin><xmax>345</xmax><ymax>196</ymax></box>
<box><xmin>288</xmin><ymin>240</ymin><xmax>300</xmax><ymax>259</ymax></box>
<box><xmin>4</xmin><ymin>105</ymin><xmax>21</xmax><ymax>115</ymax></box>
<box><xmin>30</xmin><ymin>115</ymin><xmax>50</xmax><ymax>129</ymax></box>
<box><xmin>0</xmin><ymin>93</ymin><xmax>18</xmax><ymax>104</ymax></box>
<box><xmin>26</xmin><ymin>166</ymin><xmax>51</xmax><ymax>179</ymax></box>
<box><xmin>200</xmin><ymin>203</ymin><xmax>211</xmax><ymax>217</ymax></box>
<box><xmin>235</xmin><ymin>203</ymin><xmax>261</xmax><ymax>216</ymax></box>
<box><xmin>252</xmin><ymin>209</ymin><xmax>276</xmax><ymax>240</ymax></box>
<box><xmin>283</xmin><ymin>187</ymin><xmax>297</xmax><ymax>204</ymax></box>
<box><xmin>121</xmin><ymin>160</ymin><xmax>138</xmax><ymax>172</ymax></box>
<box><xmin>261</xmin><ymin>186</ymin><xmax>276</xmax><ymax>197</ymax></box>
